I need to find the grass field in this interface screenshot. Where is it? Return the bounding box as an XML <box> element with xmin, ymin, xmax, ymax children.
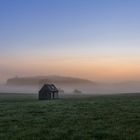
<box><xmin>0</xmin><ymin>93</ymin><xmax>140</xmax><ymax>140</ymax></box>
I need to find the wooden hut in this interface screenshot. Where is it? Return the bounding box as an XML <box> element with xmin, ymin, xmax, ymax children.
<box><xmin>39</xmin><ymin>84</ymin><xmax>59</xmax><ymax>100</ymax></box>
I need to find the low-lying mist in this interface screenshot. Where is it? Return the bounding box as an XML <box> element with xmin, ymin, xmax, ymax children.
<box><xmin>1</xmin><ymin>75</ymin><xmax>140</xmax><ymax>94</ymax></box>
<box><xmin>1</xmin><ymin>82</ymin><xmax>140</xmax><ymax>95</ymax></box>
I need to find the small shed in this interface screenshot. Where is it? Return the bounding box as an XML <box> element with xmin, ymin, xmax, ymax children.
<box><xmin>39</xmin><ymin>84</ymin><xmax>59</xmax><ymax>100</ymax></box>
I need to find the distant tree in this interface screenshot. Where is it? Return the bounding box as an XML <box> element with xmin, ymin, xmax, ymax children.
<box><xmin>73</xmin><ymin>89</ymin><xmax>82</xmax><ymax>95</ymax></box>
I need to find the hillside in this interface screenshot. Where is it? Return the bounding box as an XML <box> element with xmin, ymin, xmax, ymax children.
<box><xmin>7</xmin><ymin>75</ymin><xmax>96</xmax><ymax>87</ymax></box>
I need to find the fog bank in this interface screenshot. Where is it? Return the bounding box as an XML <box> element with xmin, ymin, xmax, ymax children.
<box><xmin>1</xmin><ymin>82</ymin><xmax>140</xmax><ymax>95</ymax></box>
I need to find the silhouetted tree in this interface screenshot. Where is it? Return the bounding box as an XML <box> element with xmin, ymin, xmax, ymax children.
<box><xmin>73</xmin><ymin>89</ymin><xmax>82</xmax><ymax>95</ymax></box>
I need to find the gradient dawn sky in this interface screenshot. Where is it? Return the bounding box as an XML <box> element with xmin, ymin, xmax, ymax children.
<box><xmin>0</xmin><ymin>0</ymin><xmax>140</xmax><ymax>83</ymax></box>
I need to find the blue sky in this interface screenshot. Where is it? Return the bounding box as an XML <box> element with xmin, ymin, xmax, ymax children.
<box><xmin>0</xmin><ymin>0</ymin><xmax>140</xmax><ymax>54</ymax></box>
<box><xmin>0</xmin><ymin>0</ymin><xmax>140</xmax><ymax>82</ymax></box>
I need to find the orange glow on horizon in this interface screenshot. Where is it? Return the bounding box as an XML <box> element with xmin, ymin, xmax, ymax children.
<box><xmin>1</xmin><ymin>55</ymin><xmax>140</xmax><ymax>82</ymax></box>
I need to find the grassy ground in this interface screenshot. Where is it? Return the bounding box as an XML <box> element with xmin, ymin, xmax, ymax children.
<box><xmin>0</xmin><ymin>93</ymin><xmax>140</xmax><ymax>140</ymax></box>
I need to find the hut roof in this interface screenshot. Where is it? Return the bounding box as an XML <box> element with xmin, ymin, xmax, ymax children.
<box><xmin>39</xmin><ymin>84</ymin><xmax>58</xmax><ymax>93</ymax></box>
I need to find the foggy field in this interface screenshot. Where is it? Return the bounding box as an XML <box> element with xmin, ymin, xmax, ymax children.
<box><xmin>0</xmin><ymin>93</ymin><xmax>140</xmax><ymax>140</ymax></box>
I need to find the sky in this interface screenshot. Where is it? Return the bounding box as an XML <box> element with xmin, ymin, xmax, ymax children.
<box><xmin>0</xmin><ymin>0</ymin><xmax>140</xmax><ymax>83</ymax></box>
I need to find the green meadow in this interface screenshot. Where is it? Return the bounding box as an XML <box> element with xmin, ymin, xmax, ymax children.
<box><xmin>0</xmin><ymin>93</ymin><xmax>140</xmax><ymax>140</ymax></box>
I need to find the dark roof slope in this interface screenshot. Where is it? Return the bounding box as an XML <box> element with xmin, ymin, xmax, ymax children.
<box><xmin>39</xmin><ymin>84</ymin><xmax>58</xmax><ymax>93</ymax></box>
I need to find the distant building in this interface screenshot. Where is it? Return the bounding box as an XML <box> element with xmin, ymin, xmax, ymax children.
<box><xmin>39</xmin><ymin>84</ymin><xmax>59</xmax><ymax>100</ymax></box>
<box><xmin>58</xmin><ymin>88</ymin><xmax>64</xmax><ymax>94</ymax></box>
